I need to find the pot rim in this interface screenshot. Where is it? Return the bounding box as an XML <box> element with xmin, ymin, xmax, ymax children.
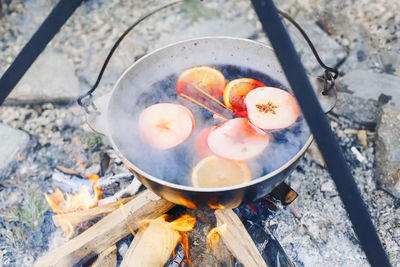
<box><xmin>107</xmin><ymin>36</ymin><xmax>314</xmax><ymax>193</ymax></box>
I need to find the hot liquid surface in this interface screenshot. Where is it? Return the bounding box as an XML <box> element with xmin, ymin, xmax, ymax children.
<box><xmin>120</xmin><ymin>64</ymin><xmax>310</xmax><ymax>187</ymax></box>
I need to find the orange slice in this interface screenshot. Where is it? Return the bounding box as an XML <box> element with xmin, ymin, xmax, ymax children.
<box><xmin>138</xmin><ymin>103</ymin><xmax>195</xmax><ymax>150</ymax></box>
<box><xmin>207</xmin><ymin>118</ymin><xmax>269</xmax><ymax>161</ymax></box>
<box><xmin>223</xmin><ymin>78</ymin><xmax>266</xmax><ymax>117</ymax></box>
<box><xmin>176</xmin><ymin>66</ymin><xmax>226</xmax><ymax>100</ymax></box>
<box><xmin>244</xmin><ymin>87</ymin><xmax>299</xmax><ymax>130</ymax></box>
<box><xmin>194</xmin><ymin>127</ymin><xmax>214</xmax><ymax>158</ymax></box>
<box><xmin>191</xmin><ymin>155</ymin><xmax>251</xmax><ymax>188</ymax></box>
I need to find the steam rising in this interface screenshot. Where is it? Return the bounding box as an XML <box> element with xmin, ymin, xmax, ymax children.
<box><xmin>108</xmin><ymin>64</ymin><xmax>310</xmax><ymax>187</ymax></box>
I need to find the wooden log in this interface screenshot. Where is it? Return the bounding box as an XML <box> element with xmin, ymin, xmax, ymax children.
<box><xmin>52</xmin><ymin>196</ymin><xmax>135</xmax><ymax>226</ymax></box>
<box><xmin>121</xmin><ymin>215</ymin><xmax>196</xmax><ymax>267</ymax></box>
<box><xmin>186</xmin><ymin>209</ymin><xmax>234</xmax><ymax>266</ymax></box>
<box><xmin>92</xmin><ymin>245</ymin><xmax>117</xmax><ymax>267</ymax></box>
<box><xmin>120</xmin><ymin>219</ymin><xmax>180</xmax><ymax>267</ymax></box>
<box><xmin>215</xmin><ymin>209</ymin><xmax>267</xmax><ymax>267</ymax></box>
<box><xmin>35</xmin><ymin>190</ymin><xmax>175</xmax><ymax>267</ymax></box>
<box><xmin>268</xmin><ymin>182</ymin><xmax>298</xmax><ymax>205</ymax></box>
<box><xmin>98</xmin><ymin>178</ymin><xmax>141</xmax><ymax>206</ymax></box>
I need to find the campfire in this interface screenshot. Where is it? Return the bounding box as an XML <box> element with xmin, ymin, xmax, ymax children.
<box><xmin>0</xmin><ymin>0</ymin><xmax>394</xmax><ymax>265</ymax></box>
<box><xmin>37</xmin><ymin>188</ymin><xmax>287</xmax><ymax>266</ymax></box>
<box><xmin>35</xmin><ymin>64</ymin><xmax>303</xmax><ymax>266</ymax></box>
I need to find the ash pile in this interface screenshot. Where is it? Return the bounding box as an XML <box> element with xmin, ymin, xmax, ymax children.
<box><xmin>0</xmin><ymin>0</ymin><xmax>400</xmax><ymax>266</ymax></box>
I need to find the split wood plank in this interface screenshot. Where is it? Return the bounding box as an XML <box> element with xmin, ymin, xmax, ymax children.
<box><xmin>34</xmin><ymin>190</ymin><xmax>175</xmax><ymax>267</ymax></box>
<box><xmin>52</xmin><ymin>196</ymin><xmax>135</xmax><ymax>226</ymax></box>
<box><xmin>120</xmin><ymin>219</ymin><xmax>180</xmax><ymax>267</ymax></box>
<box><xmin>92</xmin><ymin>245</ymin><xmax>117</xmax><ymax>267</ymax></box>
<box><xmin>121</xmin><ymin>214</ymin><xmax>196</xmax><ymax>267</ymax></box>
<box><xmin>215</xmin><ymin>209</ymin><xmax>268</xmax><ymax>267</ymax></box>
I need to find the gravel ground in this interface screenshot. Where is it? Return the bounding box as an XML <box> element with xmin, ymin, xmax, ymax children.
<box><xmin>0</xmin><ymin>0</ymin><xmax>399</xmax><ymax>266</ymax></box>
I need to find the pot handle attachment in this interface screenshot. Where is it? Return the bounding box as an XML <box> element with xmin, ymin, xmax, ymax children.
<box><xmin>278</xmin><ymin>9</ymin><xmax>338</xmax><ymax>113</ymax></box>
<box><xmin>77</xmin><ymin>1</ymin><xmax>338</xmax><ymax>114</ymax></box>
<box><xmin>85</xmin><ymin>91</ymin><xmax>112</xmax><ymax>135</ymax></box>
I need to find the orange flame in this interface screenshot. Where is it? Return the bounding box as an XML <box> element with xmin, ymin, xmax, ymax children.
<box><xmin>44</xmin><ymin>154</ymin><xmax>102</xmax><ymax>238</ymax></box>
<box><xmin>208</xmin><ymin>203</ymin><xmax>225</xmax><ymax>209</ymax></box>
<box><xmin>206</xmin><ymin>224</ymin><xmax>227</xmax><ymax>250</ymax></box>
<box><xmin>168</xmin><ymin>214</ymin><xmax>196</xmax><ymax>232</ymax></box>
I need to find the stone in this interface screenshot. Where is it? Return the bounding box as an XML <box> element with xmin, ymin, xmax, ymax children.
<box><xmin>286</xmin><ymin>18</ymin><xmax>347</xmax><ymax>76</ymax></box>
<box><xmin>0</xmin><ymin>123</ymin><xmax>30</xmax><ymax>178</ymax></box>
<box><xmin>156</xmin><ymin>19</ymin><xmax>258</xmax><ymax>48</ymax></box>
<box><xmin>321</xmin><ymin>181</ymin><xmax>335</xmax><ymax>193</ymax></box>
<box><xmin>5</xmin><ymin>48</ymin><xmax>80</xmax><ymax>104</ymax></box>
<box><xmin>332</xmin><ymin>92</ymin><xmax>381</xmax><ymax>127</ymax></box>
<box><xmin>375</xmin><ymin>108</ymin><xmax>400</xmax><ymax>198</ymax></box>
<box><xmin>339</xmin><ymin>39</ymin><xmax>377</xmax><ymax>74</ymax></box>
<box><xmin>336</xmin><ymin>70</ymin><xmax>400</xmax><ymax>109</ymax></box>
<box><xmin>118</xmin><ymin>242</ymin><xmax>129</xmax><ymax>258</ymax></box>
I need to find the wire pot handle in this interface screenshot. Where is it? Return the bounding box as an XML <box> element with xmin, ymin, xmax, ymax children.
<box><xmin>77</xmin><ymin>1</ymin><xmax>338</xmax><ymax>113</ymax></box>
<box><xmin>77</xmin><ymin>1</ymin><xmax>182</xmax><ymax>113</ymax></box>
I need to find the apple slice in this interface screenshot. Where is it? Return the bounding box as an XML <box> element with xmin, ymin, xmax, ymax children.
<box><xmin>191</xmin><ymin>155</ymin><xmax>251</xmax><ymax>188</ymax></box>
<box><xmin>223</xmin><ymin>78</ymin><xmax>266</xmax><ymax>117</ymax></box>
<box><xmin>245</xmin><ymin>87</ymin><xmax>299</xmax><ymax>130</ymax></box>
<box><xmin>195</xmin><ymin>127</ymin><xmax>214</xmax><ymax>158</ymax></box>
<box><xmin>208</xmin><ymin>118</ymin><xmax>269</xmax><ymax>161</ymax></box>
<box><xmin>176</xmin><ymin>66</ymin><xmax>226</xmax><ymax>100</ymax></box>
<box><xmin>138</xmin><ymin>103</ymin><xmax>194</xmax><ymax>150</ymax></box>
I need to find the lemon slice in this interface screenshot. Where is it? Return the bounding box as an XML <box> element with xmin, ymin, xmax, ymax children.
<box><xmin>176</xmin><ymin>66</ymin><xmax>226</xmax><ymax>99</ymax></box>
<box><xmin>223</xmin><ymin>78</ymin><xmax>265</xmax><ymax>116</ymax></box>
<box><xmin>191</xmin><ymin>155</ymin><xmax>251</xmax><ymax>188</ymax></box>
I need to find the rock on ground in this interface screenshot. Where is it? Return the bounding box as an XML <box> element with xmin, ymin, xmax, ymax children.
<box><xmin>332</xmin><ymin>92</ymin><xmax>381</xmax><ymax>127</ymax></box>
<box><xmin>336</xmin><ymin>70</ymin><xmax>400</xmax><ymax>109</ymax></box>
<box><xmin>340</xmin><ymin>39</ymin><xmax>400</xmax><ymax>75</ymax></box>
<box><xmin>375</xmin><ymin>108</ymin><xmax>400</xmax><ymax>198</ymax></box>
<box><xmin>0</xmin><ymin>123</ymin><xmax>30</xmax><ymax>178</ymax></box>
<box><xmin>5</xmin><ymin>48</ymin><xmax>80</xmax><ymax>104</ymax></box>
<box><xmin>286</xmin><ymin>18</ymin><xmax>347</xmax><ymax>76</ymax></box>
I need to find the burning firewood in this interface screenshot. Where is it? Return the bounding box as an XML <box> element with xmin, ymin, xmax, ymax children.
<box><xmin>92</xmin><ymin>245</ymin><xmax>117</xmax><ymax>267</ymax></box>
<box><xmin>35</xmin><ymin>190</ymin><xmax>175</xmax><ymax>267</ymax></box>
<box><xmin>98</xmin><ymin>177</ymin><xmax>142</xmax><ymax>205</ymax></box>
<box><xmin>214</xmin><ymin>209</ymin><xmax>267</xmax><ymax>267</ymax></box>
<box><xmin>52</xmin><ymin>196</ymin><xmax>135</xmax><ymax>227</ymax></box>
<box><xmin>120</xmin><ymin>214</ymin><xmax>196</xmax><ymax>267</ymax></box>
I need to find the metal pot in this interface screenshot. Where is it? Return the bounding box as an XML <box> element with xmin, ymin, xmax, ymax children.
<box><xmin>86</xmin><ymin>36</ymin><xmax>336</xmax><ymax>209</ymax></box>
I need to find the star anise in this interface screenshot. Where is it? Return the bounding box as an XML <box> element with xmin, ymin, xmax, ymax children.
<box><xmin>256</xmin><ymin>101</ymin><xmax>278</xmax><ymax>114</ymax></box>
<box><xmin>156</xmin><ymin>120</ymin><xmax>170</xmax><ymax>132</ymax></box>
